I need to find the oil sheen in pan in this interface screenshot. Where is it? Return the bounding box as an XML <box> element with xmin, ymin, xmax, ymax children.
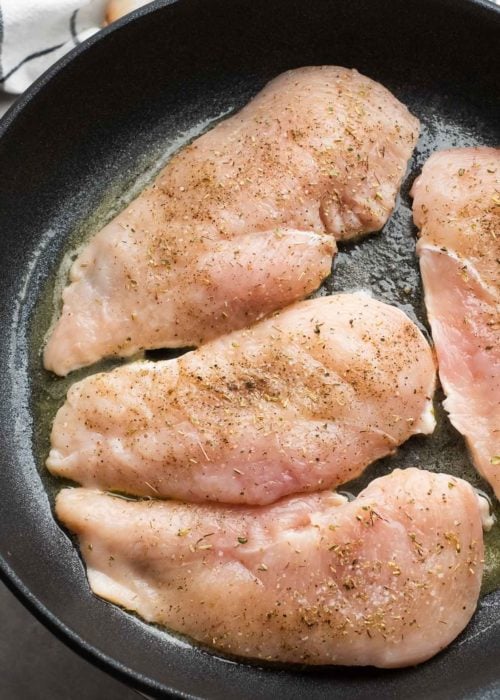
<box><xmin>27</xmin><ymin>98</ymin><xmax>500</xmax><ymax>621</ymax></box>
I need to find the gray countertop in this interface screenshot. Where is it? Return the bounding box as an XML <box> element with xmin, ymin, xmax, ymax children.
<box><xmin>0</xmin><ymin>581</ymin><xmax>137</xmax><ymax>699</ymax></box>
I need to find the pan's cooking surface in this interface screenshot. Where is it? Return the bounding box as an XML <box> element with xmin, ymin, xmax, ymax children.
<box><xmin>0</xmin><ymin>0</ymin><xmax>499</xmax><ymax>697</ymax></box>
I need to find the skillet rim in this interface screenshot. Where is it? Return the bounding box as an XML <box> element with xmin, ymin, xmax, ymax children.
<box><xmin>0</xmin><ymin>0</ymin><xmax>499</xmax><ymax>697</ymax></box>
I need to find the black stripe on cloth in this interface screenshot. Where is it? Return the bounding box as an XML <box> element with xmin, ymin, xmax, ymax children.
<box><xmin>0</xmin><ymin>42</ymin><xmax>65</xmax><ymax>83</ymax></box>
<box><xmin>70</xmin><ymin>9</ymin><xmax>81</xmax><ymax>46</ymax></box>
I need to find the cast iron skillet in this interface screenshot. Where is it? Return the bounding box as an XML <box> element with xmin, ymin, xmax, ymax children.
<box><xmin>0</xmin><ymin>0</ymin><xmax>499</xmax><ymax>697</ymax></box>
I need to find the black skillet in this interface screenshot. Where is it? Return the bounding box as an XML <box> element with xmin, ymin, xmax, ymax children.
<box><xmin>0</xmin><ymin>0</ymin><xmax>499</xmax><ymax>697</ymax></box>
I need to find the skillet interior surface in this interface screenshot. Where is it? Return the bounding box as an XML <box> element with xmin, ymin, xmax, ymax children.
<box><xmin>0</xmin><ymin>0</ymin><xmax>499</xmax><ymax>697</ymax></box>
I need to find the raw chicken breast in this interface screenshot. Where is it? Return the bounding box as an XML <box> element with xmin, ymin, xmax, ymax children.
<box><xmin>44</xmin><ymin>66</ymin><xmax>419</xmax><ymax>375</ymax></box>
<box><xmin>412</xmin><ymin>148</ymin><xmax>500</xmax><ymax>496</ymax></box>
<box><xmin>56</xmin><ymin>468</ymin><xmax>486</xmax><ymax>667</ymax></box>
<box><xmin>47</xmin><ymin>294</ymin><xmax>436</xmax><ymax>504</ymax></box>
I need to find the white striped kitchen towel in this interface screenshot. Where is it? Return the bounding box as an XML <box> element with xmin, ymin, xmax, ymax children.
<box><xmin>0</xmin><ymin>0</ymin><xmax>151</xmax><ymax>94</ymax></box>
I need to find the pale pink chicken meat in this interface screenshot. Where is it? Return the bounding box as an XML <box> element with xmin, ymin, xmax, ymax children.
<box><xmin>412</xmin><ymin>148</ymin><xmax>500</xmax><ymax>496</ymax></box>
<box><xmin>47</xmin><ymin>294</ymin><xmax>436</xmax><ymax>504</ymax></box>
<box><xmin>44</xmin><ymin>66</ymin><xmax>419</xmax><ymax>376</ymax></box>
<box><xmin>56</xmin><ymin>468</ymin><xmax>486</xmax><ymax>667</ymax></box>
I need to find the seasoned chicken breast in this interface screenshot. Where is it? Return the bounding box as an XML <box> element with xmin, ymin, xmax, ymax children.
<box><xmin>44</xmin><ymin>66</ymin><xmax>419</xmax><ymax>375</ymax></box>
<box><xmin>412</xmin><ymin>148</ymin><xmax>500</xmax><ymax>497</ymax></box>
<box><xmin>48</xmin><ymin>294</ymin><xmax>436</xmax><ymax>504</ymax></box>
<box><xmin>56</xmin><ymin>468</ymin><xmax>486</xmax><ymax>667</ymax></box>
